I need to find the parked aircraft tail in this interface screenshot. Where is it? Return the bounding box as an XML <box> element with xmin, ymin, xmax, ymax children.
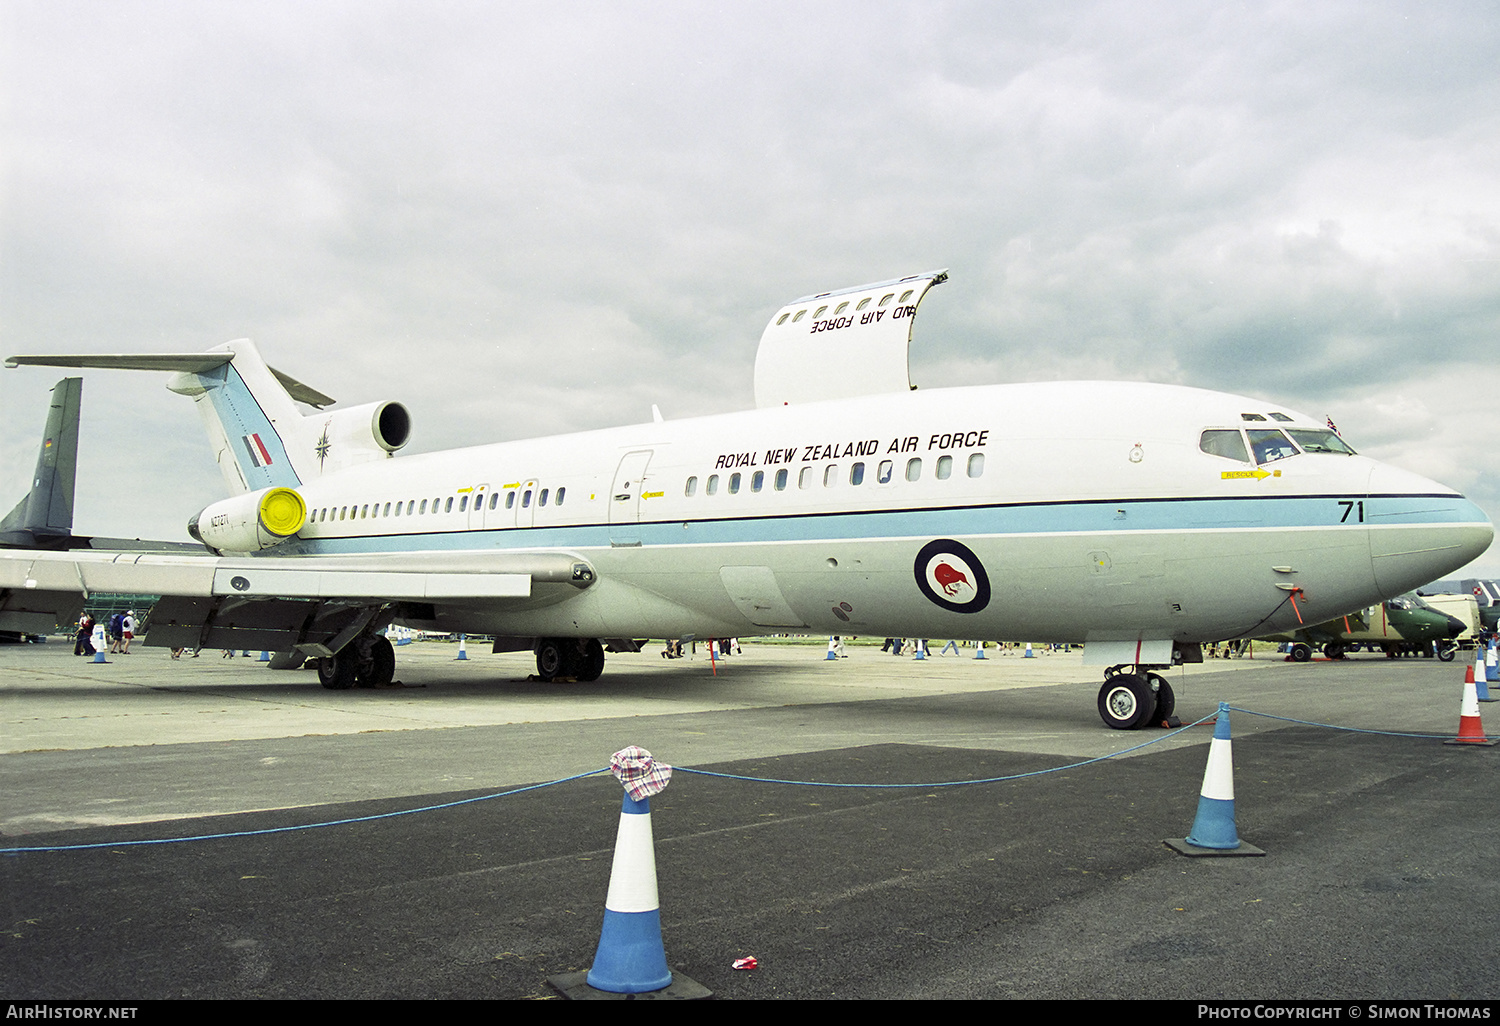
<box><xmin>0</xmin><ymin>377</ymin><xmax>82</xmax><ymax>548</ymax></box>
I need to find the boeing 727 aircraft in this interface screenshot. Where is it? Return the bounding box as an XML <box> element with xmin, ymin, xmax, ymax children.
<box><xmin>2</xmin><ymin>270</ymin><xmax>1492</xmax><ymax>728</ymax></box>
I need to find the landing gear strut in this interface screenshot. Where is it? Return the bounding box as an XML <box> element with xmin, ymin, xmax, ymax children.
<box><xmin>1097</xmin><ymin>665</ymin><xmax>1176</xmax><ymax>730</ymax></box>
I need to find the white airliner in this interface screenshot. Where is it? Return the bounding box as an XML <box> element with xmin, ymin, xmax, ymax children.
<box><xmin>3</xmin><ymin>270</ymin><xmax>1492</xmax><ymax>728</ymax></box>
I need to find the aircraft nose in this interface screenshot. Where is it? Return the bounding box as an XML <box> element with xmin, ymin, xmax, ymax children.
<box><xmin>1366</xmin><ymin>461</ymin><xmax>1494</xmax><ymax>596</ymax></box>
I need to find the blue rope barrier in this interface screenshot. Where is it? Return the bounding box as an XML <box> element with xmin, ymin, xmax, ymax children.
<box><xmin>2</xmin><ymin>700</ymin><xmax>1461</xmax><ymax>856</ymax></box>
<box><xmin>1</xmin><ymin>767</ymin><xmax>611</xmax><ymax>855</ymax></box>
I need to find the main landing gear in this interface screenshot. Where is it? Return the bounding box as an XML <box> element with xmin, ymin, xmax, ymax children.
<box><xmin>318</xmin><ymin>634</ymin><xmax>396</xmax><ymax>690</ymax></box>
<box><xmin>534</xmin><ymin>637</ymin><xmax>605</xmax><ymax>682</ymax></box>
<box><xmin>1097</xmin><ymin>665</ymin><xmax>1176</xmax><ymax>730</ymax></box>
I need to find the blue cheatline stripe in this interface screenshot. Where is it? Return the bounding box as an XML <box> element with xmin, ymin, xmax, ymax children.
<box><xmin>281</xmin><ymin>492</ymin><xmax>1483</xmax><ymax>558</ymax></box>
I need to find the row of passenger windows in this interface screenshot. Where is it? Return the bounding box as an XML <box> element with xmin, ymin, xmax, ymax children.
<box><xmin>1199</xmin><ymin>427</ymin><xmax>1355</xmax><ymax>466</ymax></box>
<box><xmin>775</xmin><ymin>287</ymin><xmax>918</xmax><ymax>325</ymax></box>
<box><xmin>308</xmin><ymin>485</ymin><xmax>566</xmax><ymax>524</ymax></box>
<box><xmin>684</xmin><ymin>453</ymin><xmax>985</xmax><ymax>497</ymax></box>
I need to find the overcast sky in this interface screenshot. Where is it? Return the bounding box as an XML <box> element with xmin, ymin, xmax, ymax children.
<box><xmin>2</xmin><ymin>0</ymin><xmax>1497</xmax><ymax>581</ymax></box>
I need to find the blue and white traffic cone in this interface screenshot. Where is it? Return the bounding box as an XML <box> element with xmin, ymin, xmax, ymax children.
<box><xmin>974</xmin><ymin>640</ymin><xmax>986</xmax><ymax>660</ymax></box>
<box><xmin>1468</xmin><ymin>646</ymin><xmax>1491</xmax><ymax>702</ymax></box>
<box><xmin>257</xmin><ymin>651</ymin><xmax>270</xmax><ymax>662</ymax></box>
<box><xmin>1023</xmin><ymin>642</ymin><xmax>1034</xmax><ymax>658</ymax></box>
<box><xmin>455</xmin><ymin>634</ymin><xmax>468</xmax><ymax>661</ymax></box>
<box><xmin>1169</xmin><ymin>704</ymin><xmax>1264</xmax><ymax>856</ymax></box>
<box><xmin>1186</xmin><ymin>705</ymin><xmax>1239</xmax><ymax>849</ymax></box>
<box><xmin>91</xmin><ymin>648</ymin><xmax>108</xmax><ymax>664</ymax></box>
<box><xmin>586</xmin><ymin>799</ymin><xmax>672</xmax><ymax>993</ymax></box>
<box><xmin>1486</xmin><ymin>637</ymin><xmax>1498</xmax><ymax>683</ymax></box>
<box><xmin>913</xmin><ymin>638</ymin><xmax>926</xmax><ymax>660</ymax></box>
<box><xmin>826</xmin><ymin>637</ymin><xmax>839</xmax><ymax>660</ymax></box>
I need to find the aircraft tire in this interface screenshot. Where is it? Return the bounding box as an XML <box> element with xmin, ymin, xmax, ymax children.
<box><xmin>1290</xmin><ymin>643</ymin><xmax>1312</xmax><ymax>662</ymax></box>
<box><xmin>1323</xmin><ymin>643</ymin><xmax>1345</xmax><ymax>660</ymax></box>
<box><xmin>1146</xmin><ymin>672</ymin><xmax>1175</xmax><ymax>725</ymax></box>
<box><xmin>1437</xmin><ymin>642</ymin><xmax>1457</xmax><ymax>662</ymax></box>
<box><xmin>1098</xmin><ymin>674</ymin><xmax>1156</xmax><ymax>730</ymax></box>
<box><xmin>536</xmin><ymin>639</ymin><xmax>566</xmax><ymax>681</ymax></box>
<box><xmin>318</xmin><ymin>652</ymin><xmax>357</xmax><ymax>690</ymax></box>
<box><xmin>358</xmin><ymin>636</ymin><xmax>395</xmax><ymax>687</ymax></box>
<box><xmin>575</xmin><ymin>639</ymin><xmax>605</xmax><ymax>682</ymax></box>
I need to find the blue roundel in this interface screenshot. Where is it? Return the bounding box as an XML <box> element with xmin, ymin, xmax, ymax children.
<box><xmin>913</xmin><ymin>539</ymin><xmax>991</xmax><ymax>614</ymax></box>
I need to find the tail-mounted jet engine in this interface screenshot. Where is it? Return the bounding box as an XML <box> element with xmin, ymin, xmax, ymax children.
<box><xmin>189</xmin><ymin>486</ymin><xmax>307</xmax><ymax>553</ymax></box>
<box><xmin>307</xmin><ymin>401</ymin><xmax>411</xmax><ymax>473</ymax></box>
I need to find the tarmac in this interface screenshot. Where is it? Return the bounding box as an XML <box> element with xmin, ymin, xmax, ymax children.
<box><xmin>2</xmin><ymin>637</ymin><xmax>1498</xmax><ymax>1001</ymax></box>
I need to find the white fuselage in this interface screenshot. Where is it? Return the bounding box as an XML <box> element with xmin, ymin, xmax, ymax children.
<box><xmin>248</xmin><ymin>379</ymin><xmax>1491</xmax><ymax>646</ymax></box>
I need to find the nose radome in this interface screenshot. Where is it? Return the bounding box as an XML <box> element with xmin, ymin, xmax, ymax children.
<box><xmin>1366</xmin><ymin>461</ymin><xmax>1494</xmax><ymax>596</ymax></box>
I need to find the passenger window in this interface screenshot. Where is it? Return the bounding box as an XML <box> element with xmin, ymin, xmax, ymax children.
<box><xmin>878</xmin><ymin>293</ymin><xmax>894</xmax><ymax>306</ymax></box>
<box><xmin>419</xmin><ymin>500</ymin><xmax>427</xmax><ymax>514</ymax></box>
<box><xmin>556</xmin><ymin>487</ymin><xmax>566</xmax><ymax>505</ymax></box>
<box><xmin>967</xmin><ymin>453</ymin><xmax>984</xmax><ymax>478</ymax></box>
<box><xmin>905</xmin><ymin>458</ymin><xmax>922</xmax><ymax>482</ymax></box>
<box><xmin>812</xmin><ymin>305</ymin><xmax>828</xmax><ymax>319</ymax></box>
<box><xmin>936</xmin><ymin>456</ymin><xmax>952</xmax><ymax>480</ymax></box>
<box><xmin>775</xmin><ymin>468</ymin><xmax>788</xmax><ymax>491</ymax></box>
<box><xmin>899</xmin><ymin>289</ymin><xmax>914</xmax><ymax>303</ymax></box>
<box><xmin>824</xmin><ymin>464</ymin><xmax>838</xmax><ymax>487</ymax></box>
<box><xmin>776</xmin><ymin>313</ymin><xmax>790</xmax><ymax>325</ymax></box>
<box><xmin>856</xmin><ymin>297</ymin><xmax>871</xmax><ymax>311</ymax></box>
<box><xmin>850</xmin><ymin>462</ymin><xmax>865</xmax><ymax>486</ymax></box>
<box><xmin>522</xmin><ymin>489</ymin><xmax>532</xmax><ymax>508</ymax></box>
<box><xmin>685</xmin><ymin>476</ymin><xmax>698</xmax><ymax>497</ymax></box>
<box><xmin>707</xmin><ymin>474</ymin><xmax>719</xmax><ymax>495</ymax></box>
<box><xmin>1200</xmin><ymin>430</ymin><xmax>1250</xmax><ymax>462</ymax></box>
<box><xmin>834</xmin><ymin>301</ymin><xmax>849</xmax><ymax>315</ymax></box>
<box><xmin>1247</xmin><ymin>429</ymin><xmax>1298</xmax><ymax>464</ymax></box>
<box><xmin>729</xmin><ymin>473</ymin><xmax>741</xmax><ymax>495</ymax></box>
<box><xmin>751</xmin><ymin>471</ymin><xmax>764</xmax><ymax>492</ymax></box>
<box><xmin>792</xmin><ymin>310</ymin><xmax>807</xmax><ymax>322</ymax></box>
<box><xmin>799</xmin><ymin>466</ymin><xmax>813</xmax><ymax>489</ymax></box>
<box><xmin>539</xmin><ymin>488</ymin><xmax>549</xmax><ymax>506</ymax></box>
<box><xmin>506</xmin><ymin>491</ymin><xmax>515</xmax><ymax>509</ymax></box>
<box><xmin>383</xmin><ymin>502</ymin><xmax>391</xmax><ymax>516</ymax></box>
<box><xmin>489</xmin><ymin>492</ymin><xmax>499</xmax><ymax>510</ymax></box>
<box><xmin>459</xmin><ymin>496</ymin><xmax>469</xmax><ymax>512</ymax></box>
<box><xmin>878</xmin><ymin>460</ymin><xmax>893</xmax><ymax>484</ymax></box>
<box><xmin>444</xmin><ymin>497</ymin><xmax>453</xmax><ymax>513</ymax></box>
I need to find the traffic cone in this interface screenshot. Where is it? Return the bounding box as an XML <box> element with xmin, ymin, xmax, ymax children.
<box><xmin>455</xmin><ymin>634</ymin><xmax>468</xmax><ymax>660</ymax></box>
<box><xmin>913</xmin><ymin>639</ymin><xmax>926</xmax><ymax>660</ymax></box>
<box><xmin>825</xmin><ymin>637</ymin><xmax>839</xmax><ymax>660</ymax></box>
<box><xmin>1167</xmin><ymin>704</ymin><xmax>1264</xmax><ymax>857</ymax></box>
<box><xmin>1468</xmin><ymin>647</ymin><xmax>1492</xmax><ymax>702</ymax></box>
<box><xmin>585</xmin><ymin>791</ymin><xmax>672</xmax><ymax>993</ymax></box>
<box><xmin>1023</xmin><ymin>643</ymin><xmax>1034</xmax><ymax>658</ymax></box>
<box><xmin>1486</xmin><ymin>637</ymin><xmax>1498</xmax><ymax>683</ymax></box>
<box><xmin>257</xmin><ymin>651</ymin><xmax>270</xmax><ymax>662</ymax></box>
<box><xmin>1445</xmin><ymin>671</ymin><xmax>1496</xmax><ymax>746</ymax></box>
<box><xmin>974</xmin><ymin>640</ymin><xmax>986</xmax><ymax>660</ymax></box>
<box><xmin>91</xmin><ymin>648</ymin><xmax>108</xmax><ymax>664</ymax></box>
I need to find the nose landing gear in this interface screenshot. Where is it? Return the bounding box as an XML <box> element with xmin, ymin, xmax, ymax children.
<box><xmin>1097</xmin><ymin>665</ymin><xmax>1177</xmax><ymax>730</ymax></box>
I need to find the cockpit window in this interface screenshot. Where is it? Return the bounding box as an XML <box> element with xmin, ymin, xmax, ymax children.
<box><xmin>1200</xmin><ymin>429</ymin><xmax>1249</xmax><ymax>462</ymax></box>
<box><xmin>1285</xmin><ymin>428</ymin><xmax>1356</xmax><ymax>455</ymax></box>
<box><xmin>1269</xmin><ymin>412</ymin><xmax>1293</xmax><ymax>422</ymax></box>
<box><xmin>1247</xmin><ymin>429</ymin><xmax>1299</xmax><ymax>464</ymax></box>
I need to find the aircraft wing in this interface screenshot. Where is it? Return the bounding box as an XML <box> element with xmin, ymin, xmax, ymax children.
<box><xmin>0</xmin><ymin>548</ymin><xmax>595</xmax><ymax>652</ymax></box>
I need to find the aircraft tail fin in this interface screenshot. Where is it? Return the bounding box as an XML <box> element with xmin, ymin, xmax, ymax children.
<box><xmin>7</xmin><ymin>342</ymin><xmax>405</xmax><ymax>497</ymax></box>
<box><xmin>0</xmin><ymin>377</ymin><xmax>82</xmax><ymax>546</ymax></box>
<box><xmin>6</xmin><ymin>342</ymin><xmax>329</xmax><ymax>495</ymax></box>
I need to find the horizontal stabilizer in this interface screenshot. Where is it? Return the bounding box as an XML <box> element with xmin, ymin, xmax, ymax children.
<box><xmin>6</xmin><ymin>352</ymin><xmax>336</xmax><ymax>408</ymax></box>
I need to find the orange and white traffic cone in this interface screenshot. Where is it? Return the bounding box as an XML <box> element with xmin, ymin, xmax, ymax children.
<box><xmin>1445</xmin><ymin>671</ymin><xmax>1496</xmax><ymax>746</ymax></box>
